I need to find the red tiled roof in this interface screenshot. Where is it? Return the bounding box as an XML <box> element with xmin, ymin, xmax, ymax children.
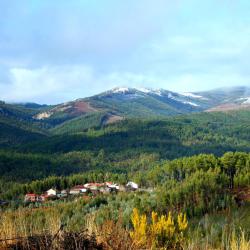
<box><xmin>40</xmin><ymin>194</ymin><xmax>49</xmax><ymax>198</ymax></box>
<box><xmin>105</xmin><ymin>182</ymin><xmax>113</xmax><ymax>185</ymax></box>
<box><xmin>25</xmin><ymin>193</ymin><xmax>37</xmax><ymax>196</ymax></box>
<box><xmin>85</xmin><ymin>183</ymin><xmax>104</xmax><ymax>187</ymax></box>
<box><xmin>72</xmin><ymin>185</ymin><xmax>85</xmax><ymax>190</ymax></box>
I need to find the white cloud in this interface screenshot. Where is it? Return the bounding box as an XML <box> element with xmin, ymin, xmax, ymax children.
<box><xmin>1</xmin><ymin>66</ymin><xmax>163</xmax><ymax>104</ymax></box>
<box><xmin>165</xmin><ymin>73</ymin><xmax>250</xmax><ymax>92</ymax></box>
<box><xmin>1</xmin><ymin>64</ymin><xmax>250</xmax><ymax>104</ymax></box>
<box><xmin>0</xmin><ymin>65</ymin><xmax>96</xmax><ymax>104</ymax></box>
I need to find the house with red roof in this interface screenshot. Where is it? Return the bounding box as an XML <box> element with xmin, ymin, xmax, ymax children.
<box><xmin>69</xmin><ymin>185</ymin><xmax>87</xmax><ymax>195</ymax></box>
<box><xmin>24</xmin><ymin>193</ymin><xmax>39</xmax><ymax>202</ymax></box>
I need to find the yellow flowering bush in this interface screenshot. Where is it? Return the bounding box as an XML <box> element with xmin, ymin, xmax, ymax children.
<box><xmin>177</xmin><ymin>213</ymin><xmax>188</xmax><ymax>232</ymax></box>
<box><xmin>130</xmin><ymin>208</ymin><xmax>147</xmax><ymax>247</ymax></box>
<box><xmin>130</xmin><ymin>208</ymin><xmax>188</xmax><ymax>249</ymax></box>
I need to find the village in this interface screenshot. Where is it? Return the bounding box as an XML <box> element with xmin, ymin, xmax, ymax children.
<box><xmin>24</xmin><ymin>181</ymin><xmax>139</xmax><ymax>203</ymax></box>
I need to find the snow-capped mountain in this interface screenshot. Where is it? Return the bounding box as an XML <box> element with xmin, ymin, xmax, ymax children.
<box><xmin>97</xmin><ymin>86</ymin><xmax>210</xmax><ymax>110</ymax></box>
<box><xmin>31</xmin><ymin>86</ymin><xmax>250</xmax><ymax>126</ymax></box>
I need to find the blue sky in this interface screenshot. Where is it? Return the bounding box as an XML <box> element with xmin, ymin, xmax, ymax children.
<box><xmin>0</xmin><ymin>0</ymin><xmax>250</xmax><ymax>104</ymax></box>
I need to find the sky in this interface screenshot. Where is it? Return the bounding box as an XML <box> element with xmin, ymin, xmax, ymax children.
<box><xmin>0</xmin><ymin>0</ymin><xmax>250</xmax><ymax>104</ymax></box>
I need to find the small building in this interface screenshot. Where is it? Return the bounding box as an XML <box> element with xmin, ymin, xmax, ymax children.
<box><xmin>40</xmin><ymin>194</ymin><xmax>49</xmax><ymax>202</ymax></box>
<box><xmin>69</xmin><ymin>189</ymin><xmax>81</xmax><ymax>195</ymax></box>
<box><xmin>69</xmin><ymin>185</ymin><xmax>87</xmax><ymax>195</ymax></box>
<box><xmin>46</xmin><ymin>188</ymin><xmax>57</xmax><ymax>196</ymax></box>
<box><xmin>24</xmin><ymin>193</ymin><xmax>39</xmax><ymax>202</ymax></box>
<box><xmin>107</xmin><ymin>183</ymin><xmax>120</xmax><ymax>190</ymax></box>
<box><xmin>84</xmin><ymin>183</ymin><xmax>103</xmax><ymax>190</ymax></box>
<box><xmin>126</xmin><ymin>181</ymin><xmax>139</xmax><ymax>191</ymax></box>
<box><xmin>58</xmin><ymin>189</ymin><xmax>68</xmax><ymax>198</ymax></box>
<box><xmin>105</xmin><ymin>182</ymin><xmax>113</xmax><ymax>186</ymax></box>
<box><xmin>61</xmin><ymin>189</ymin><xmax>68</xmax><ymax>194</ymax></box>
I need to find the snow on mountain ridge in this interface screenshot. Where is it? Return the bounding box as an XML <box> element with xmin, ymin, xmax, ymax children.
<box><xmin>181</xmin><ymin>92</ymin><xmax>208</xmax><ymax>100</ymax></box>
<box><xmin>111</xmin><ymin>87</ymin><xmax>130</xmax><ymax>93</ymax></box>
<box><xmin>135</xmin><ymin>87</ymin><xmax>151</xmax><ymax>93</ymax></box>
<box><xmin>110</xmin><ymin>87</ymin><xmax>165</xmax><ymax>96</ymax></box>
<box><xmin>238</xmin><ymin>97</ymin><xmax>250</xmax><ymax>104</ymax></box>
<box><xmin>134</xmin><ymin>87</ymin><xmax>164</xmax><ymax>96</ymax></box>
<box><xmin>108</xmin><ymin>87</ymin><xmax>201</xmax><ymax>107</ymax></box>
<box><xmin>182</xmin><ymin>101</ymin><xmax>199</xmax><ymax>107</ymax></box>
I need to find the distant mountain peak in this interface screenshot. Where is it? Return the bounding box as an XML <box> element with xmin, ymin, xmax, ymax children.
<box><xmin>108</xmin><ymin>86</ymin><xmax>166</xmax><ymax>96</ymax></box>
<box><xmin>30</xmin><ymin>85</ymin><xmax>250</xmax><ymax>125</ymax></box>
<box><xmin>110</xmin><ymin>87</ymin><xmax>131</xmax><ymax>94</ymax></box>
<box><xmin>134</xmin><ymin>87</ymin><xmax>152</xmax><ymax>93</ymax></box>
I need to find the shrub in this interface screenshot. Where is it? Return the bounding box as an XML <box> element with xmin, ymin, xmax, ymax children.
<box><xmin>130</xmin><ymin>208</ymin><xmax>188</xmax><ymax>249</ymax></box>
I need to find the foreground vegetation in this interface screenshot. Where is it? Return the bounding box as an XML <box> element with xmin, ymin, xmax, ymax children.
<box><xmin>0</xmin><ymin>151</ymin><xmax>249</xmax><ymax>249</ymax></box>
<box><xmin>0</xmin><ymin>198</ymin><xmax>249</xmax><ymax>249</ymax></box>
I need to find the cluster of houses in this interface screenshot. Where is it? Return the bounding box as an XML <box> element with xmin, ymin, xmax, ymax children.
<box><xmin>24</xmin><ymin>181</ymin><xmax>139</xmax><ymax>203</ymax></box>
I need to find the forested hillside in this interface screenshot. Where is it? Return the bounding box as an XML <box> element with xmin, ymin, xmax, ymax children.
<box><xmin>0</xmin><ymin>110</ymin><xmax>250</xmax><ymax>182</ymax></box>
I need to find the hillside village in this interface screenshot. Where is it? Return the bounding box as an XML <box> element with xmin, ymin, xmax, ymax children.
<box><xmin>24</xmin><ymin>181</ymin><xmax>139</xmax><ymax>203</ymax></box>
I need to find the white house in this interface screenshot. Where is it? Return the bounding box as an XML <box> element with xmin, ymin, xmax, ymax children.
<box><xmin>126</xmin><ymin>181</ymin><xmax>138</xmax><ymax>190</ymax></box>
<box><xmin>46</xmin><ymin>188</ymin><xmax>57</xmax><ymax>196</ymax></box>
<box><xmin>107</xmin><ymin>183</ymin><xmax>120</xmax><ymax>190</ymax></box>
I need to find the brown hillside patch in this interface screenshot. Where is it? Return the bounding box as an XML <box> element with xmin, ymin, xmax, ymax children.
<box><xmin>35</xmin><ymin>101</ymin><xmax>98</xmax><ymax>120</ymax></box>
<box><xmin>104</xmin><ymin>115</ymin><xmax>123</xmax><ymax>125</ymax></box>
<box><xmin>207</xmin><ymin>103</ymin><xmax>250</xmax><ymax>112</ymax></box>
<box><xmin>73</xmin><ymin>101</ymin><xmax>97</xmax><ymax>114</ymax></box>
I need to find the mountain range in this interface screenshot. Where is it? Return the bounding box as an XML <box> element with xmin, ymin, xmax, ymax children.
<box><xmin>33</xmin><ymin>85</ymin><xmax>250</xmax><ymax>122</ymax></box>
<box><xmin>1</xmin><ymin>86</ymin><xmax>250</xmax><ymax>138</ymax></box>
